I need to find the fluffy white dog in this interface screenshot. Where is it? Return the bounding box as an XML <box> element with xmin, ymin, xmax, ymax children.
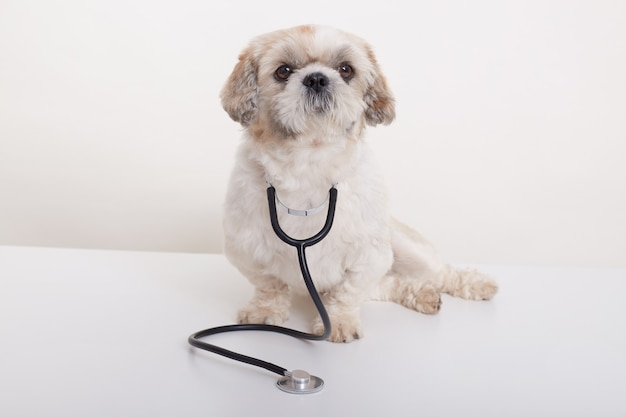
<box><xmin>221</xmin><ymin>25</ymin><xmax>497</xmax><ymax>343</ymax></box>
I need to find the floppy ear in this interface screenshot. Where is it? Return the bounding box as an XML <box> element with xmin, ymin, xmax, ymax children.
<box><xmin>220</xmin><ymin>48</ymin><xmax>258</xmax><ymax>126</ymax></box>
<box><xmin>364</xmin><ymin>50</ymin><xmax>396</xmax><ymax>126</ymax></box>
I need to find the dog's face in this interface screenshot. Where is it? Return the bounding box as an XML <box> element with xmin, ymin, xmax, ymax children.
<box><xmin>220</xmin><ymin>25</ymin><xmax>395</xmax><ymax>142</ymax></box>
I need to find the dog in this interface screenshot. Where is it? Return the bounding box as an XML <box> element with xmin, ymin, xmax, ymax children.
<box><xmin>220</xmin><ymin>24</ymin><xmax>498</xmax><ymax>343</ymax></box>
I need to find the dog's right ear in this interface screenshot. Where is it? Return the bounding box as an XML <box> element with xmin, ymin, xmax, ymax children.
<box><xmin>220</xmin><ymin>48</ymin><xmax>258</xmax><ymax>126</ymax></box>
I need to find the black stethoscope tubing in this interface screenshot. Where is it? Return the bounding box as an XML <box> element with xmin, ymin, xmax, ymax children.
<box><xmin>188</xmin><ymin>185</ymin><xmax>338</xmax><ymax>377</ymax></box>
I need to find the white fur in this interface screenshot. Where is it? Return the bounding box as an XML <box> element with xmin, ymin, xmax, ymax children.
<box><xmin>220</xmin><ymin>25</ymin><xmax>498</xmax><ymax>342</ymax></box>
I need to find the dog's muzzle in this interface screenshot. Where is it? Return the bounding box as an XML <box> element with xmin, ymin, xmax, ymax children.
<box><xmin>302</xmin><ymin>72</ymin><xmax>333</xmax><ymax>111</ymax></box>
<box><xmin>303</xmin><ymin>72</ymin><xmax>329</xmax><ymax>93</ymax></box>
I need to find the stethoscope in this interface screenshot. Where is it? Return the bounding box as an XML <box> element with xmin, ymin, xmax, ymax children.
<box><xmin>188</xmin><ymin>182</ymin><xmax>338</xmax><ymax>394</ymax></box>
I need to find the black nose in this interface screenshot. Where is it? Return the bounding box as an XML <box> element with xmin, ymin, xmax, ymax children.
<box><xmin>303</xmin><ymin>72</ymin><xmax>329</xmax><ymax>93</ymax></box>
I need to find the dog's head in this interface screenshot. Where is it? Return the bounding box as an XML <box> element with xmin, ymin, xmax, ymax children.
<box><xmin>220</xmin><ymin>25</ymin><xmax>395</xmax><ymax>142</ymax></box>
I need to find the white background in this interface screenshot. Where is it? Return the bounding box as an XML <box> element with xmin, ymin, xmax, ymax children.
<box><xmin>1</xmin><ymin>0</ymin><xmax>625</xmax><ymax>267</ymax></box>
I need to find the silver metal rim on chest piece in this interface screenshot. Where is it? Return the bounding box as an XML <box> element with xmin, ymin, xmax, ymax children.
<box><xmin>276</xmin><ymin>370</ymin><xmax>324</xmax><ymax>394</ymax></box>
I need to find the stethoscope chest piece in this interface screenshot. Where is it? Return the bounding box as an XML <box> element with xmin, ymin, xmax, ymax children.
<box><xmin>276</xmin><ymin>370</ymin><xmax>324</xmax><ymax>394</ymax></box>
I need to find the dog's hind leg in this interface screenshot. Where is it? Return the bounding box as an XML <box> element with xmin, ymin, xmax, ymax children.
<box><xmin>370</xmin><ymin>221</ymin><xmax>442</xmax><ymax>313</ymax></box>
<box><xmin>438</xmin><ymin>265</ymin><xmax>498</xmax><ymax>300</ymax></box>
<box><xmin>372</xmin><ymin>273</ymin><xmax>442</xmax><ymax>314</ymax></box>
<box><xmin>385</xmin><ymin>217</ymin><xmax>498</xmax><ymax>304</ymax></box>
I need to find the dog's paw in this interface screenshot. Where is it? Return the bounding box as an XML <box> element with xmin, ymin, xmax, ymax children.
<box><xmin>237</xmin><ymin>306</ymin><xmax>289</xmax><ymax>326</ymax></box>
<box><xmin>390</xmin><ymin>281</ymin><xmax>442</xmax><ymax>315</ymax></box>
<box><xmin>406</xmin><ymin>283</ymin><xmax>442</xmax><ymax>315</ymax></box>
<box><xmin>448</xmin><ymin>269</ymin><xmax>499</xmax><ymax>301</ymax></box>
<box><xmin>467</xmin><ymin>278</ymin><xmax>498</xmax><ymax>300</ymax></box>
<box><xmin>312</xmin><ymin>314</ymin><xmax>363</xmax><ymax>343</ymax></box>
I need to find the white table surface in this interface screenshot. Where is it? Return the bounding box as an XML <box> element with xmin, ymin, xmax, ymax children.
<box><xmin>1</xmin><ymin>246</ymin><xmax>625</xmax><ymax>416</ymax></box>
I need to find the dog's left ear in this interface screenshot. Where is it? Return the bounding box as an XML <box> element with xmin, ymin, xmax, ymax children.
<box><xmin>364</xmin><ymin>49</ymin><xmax>396</xmax><ymax>126</ymax></box>
<box><xmin>220</xmin><ymin>48</ymin><xmax>258</xmax><ymax>127</ymax></box>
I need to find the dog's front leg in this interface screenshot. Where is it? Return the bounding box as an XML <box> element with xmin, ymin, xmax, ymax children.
<box><xmin>237</xmin><ymin>275</ymin><xmax>291</xmax><ymax>326</ymax></box>
<box><xmin>312</xmin><ymin>280</ymin><xmax>367</xmax><ymax>343</ymax></box>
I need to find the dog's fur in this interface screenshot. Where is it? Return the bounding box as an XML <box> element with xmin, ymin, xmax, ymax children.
<box><xmin>221</xmin><ymin>25</ymin><xmax>498</xmax><ymax>342</ymax></box>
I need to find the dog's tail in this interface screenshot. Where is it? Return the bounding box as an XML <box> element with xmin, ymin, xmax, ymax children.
<box><xmin>371</xmin><ymin>218</ymin><xmax>497</xmax><ymax>312</ymax></box>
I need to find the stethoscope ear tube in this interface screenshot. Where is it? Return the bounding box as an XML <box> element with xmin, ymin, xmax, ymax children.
<box><xmin>267</xmin><ymin>185</ymin><xmax>338</xmax><ymax>249</ymax></box>
<box><xmin>188</xmin><ymin>185</ymin><xmax>337</xmax><ymax>387</ymax></box>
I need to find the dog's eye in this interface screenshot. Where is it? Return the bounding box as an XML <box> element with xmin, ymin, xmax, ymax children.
<box><xmin>338</xmin><ymin>64</ymin><xmax>354</xmax><ymax>81</ymax></box>
<box><xmin>275</xmin><ymin>65</ymin><xmax>293</xmax><ymax>81</ymax></box>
